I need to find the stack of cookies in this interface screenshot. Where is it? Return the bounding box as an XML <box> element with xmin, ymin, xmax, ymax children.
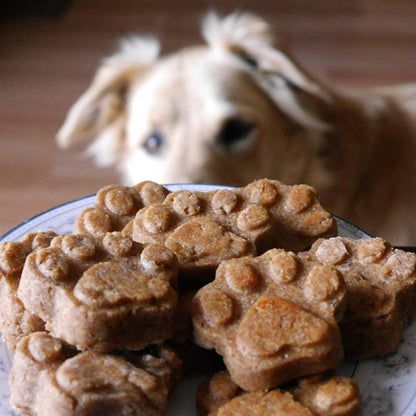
<box><xmin>1</xmin><ymin>179</ymin><xmax>415</xmax><ymax>416</ymax></box>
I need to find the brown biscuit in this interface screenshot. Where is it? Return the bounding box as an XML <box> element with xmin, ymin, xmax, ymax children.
<box><xmin>0</xmin><ymin>232</ymin><xmax>57</xmax><ymax>349</ymax></box>
<box><xmin>197</xmin><ymin>371</ymin><xmax>362</xmax><ymax>416</ymax></box>
<box><xmin>74</xmin><ymin>181</ymin><xmax>169</xmax><ymax>237</ymax></box>
<box><xmin>289</xmin><ymin>374</ymin><xmax>362</xmax><ymax>416</ymax></box>
<box><xmin>192</xmin><ymin>248</ymin><xmax>346</xmax><ymax>391</ymax></box>
<box><xmin>9</xmin><ymin>332</ymin><xmax>182</xmax><ymax>416</ymax></box>
<box><xmin>132</xmin><ymin>179</ymin><xmax>336</xmax><ymax>281</ymax></box>
<box><xmin>303</xmin><ymin>237</ymin><xmax>416</xmax><ymax>359</ymax></box>
<box><xmin>18</xmin><ymin>232</ymin><xmax>178</xmax><ymax>352</ymax></box>
<box><xmin>197</xmin><ymin>371</ymin><xmax>243</xmax><ymax>416</ymax></box>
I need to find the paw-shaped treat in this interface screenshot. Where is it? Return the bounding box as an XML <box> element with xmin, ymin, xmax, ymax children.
<box><xmin>197</xmin><ymin>371</ymin><xmax>243</xmax><ymax>416</ymax></box>
<box><xmin>303</xmin><ymin>237</ymin><xmax>416</xmax><ymax>359</ymax></box>
<box><xmin>132</xmin><ymin>179</ymin><xmax>336</xmax><ymax>281</ymax></box>
<box><xmin>197</xmin><ymin>371</ymin><xmax>362</xmax><ymax>416</ymax></box>
<box><xmin>0</xmin><ymin>232</ymin><xmax>56</xmax><ymax>349</ymax></box>
<box><xmin>18</xmin><ymin>232</ymin><xmax>178</xmax><ymax>352</ymax></box>
<box><xmin>74</xmin><ymin>181</ymin><xmax>169</xmax><ymax>237</ymax></box>
<box><xmin>9</xmin><ymin>332</ymin><xmax>182</xmax><ymax>416</ymax></box>
<box><xmin>192</xmin><ymin>249</ymin><xmax>346</xmax><ymax>391</ymax></box>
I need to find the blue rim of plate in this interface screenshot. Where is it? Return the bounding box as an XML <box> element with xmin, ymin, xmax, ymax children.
<box><xmin>0</xmin><ymin>194</ymin><xmax>96</xmax><ymax>242</ymax></box>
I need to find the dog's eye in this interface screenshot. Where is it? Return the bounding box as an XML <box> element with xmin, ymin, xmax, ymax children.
<box><xmin>216</xmin><ymin>117</ymin><xmax>255</xmax><ymax>149</ymax></box>
<box><xmin>143</xmin><ymin>131</ymin><xmax>164</xmax><ymax>154</ymax></box>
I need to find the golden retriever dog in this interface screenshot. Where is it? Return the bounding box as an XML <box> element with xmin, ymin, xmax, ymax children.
<box><xmin>57</xmin><ymin>12</ymin><xmax>416</xmax><ymax>246</ymax></box>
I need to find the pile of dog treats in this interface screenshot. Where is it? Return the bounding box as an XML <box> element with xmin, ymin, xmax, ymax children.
<box><xmin>1</xmin><ymin>179</ymin><xmax>415</xmax><ymax>416</ymax></box>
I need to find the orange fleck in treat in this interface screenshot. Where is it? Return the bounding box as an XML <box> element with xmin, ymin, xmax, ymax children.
<box><xmin>18</xmin><ymin>232</ymin><xmax>178</xmax><ymax>352</ymax></box>
<box><xmin>304</xmin><ymin>237</ymin><xmax>416</xmax><ymax>358</ymax></box>
<box><xmin>192</xmin><ymin>248</ymin><xmax>346</xmax><ymax>391</ymax></box>
<box><xmin>9</xmin><ymin>332</ymin><xmax>182</xmax><ymax>416</ymax></box>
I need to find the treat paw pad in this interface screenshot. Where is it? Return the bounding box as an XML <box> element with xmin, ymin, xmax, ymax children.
<box><xmin>236</xmin><ymin>296</ymin><xmax>332</xmax><ymax>358</ymax></box>
<box><xmin>192</xmin><ymin>248</ymin><xmax>346</xmax><ymax>391</ymax></box>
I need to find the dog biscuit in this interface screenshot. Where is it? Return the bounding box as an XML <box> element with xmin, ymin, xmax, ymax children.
<box><xmin>9</xmin><ymin>332</ymin><xmax>182</xmax><ymax>416</ymax></box>
<box><xmin>18</xmin><ymin>232</ymin><xmax>178</xmax><ymax>352</ymax></box>
<box><xmin>0</xmin><ymin>232</ymin><xmax>57</xmax><ymax>349</ymax></box>
<box><xmin>303</xmin><ymin>237</ymin><xmax>416</xmax><ymax>358</ymax></box>
<box><xmin>133</xmin><ymin>179</ymin><xmax>336</xmax><ymax>281</ymax></box>
<box><xmin>74</xmin><ymin>181</ymin><xmax>169</xmax><ymax>237</ymax></box>
<box><xmin>197</xmin><ymin>371</ymin><xmax>362</xmax><ymax>416</ymax></box>
<box><xmin>192</xmin><ymin>248</ymin><xmax>346</xmax><ymax>391</ymax></box>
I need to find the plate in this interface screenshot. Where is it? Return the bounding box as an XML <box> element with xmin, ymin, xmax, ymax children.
<box><xmin>1</xmin><ymin>184</ymin><xmax>416</xmax><ymax>415</ymax></box>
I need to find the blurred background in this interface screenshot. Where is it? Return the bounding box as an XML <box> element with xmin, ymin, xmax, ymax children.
<box><xmin>1</xmin><ymin>0</ymin><xmax>416</xmax><ymax>236</ymax></box>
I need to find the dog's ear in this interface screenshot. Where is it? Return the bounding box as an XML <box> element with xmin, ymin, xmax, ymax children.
<box><xmin>203</xmin><ymin>12</ymin><xmax>330</xmax><ymax>131</ymax></box>
<box><xmin>57</xmin><ymin>36</ymin><xmax>160</xmax><ymax>148</ymax></box>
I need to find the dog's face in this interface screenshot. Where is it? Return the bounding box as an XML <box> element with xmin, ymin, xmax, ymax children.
<box><xmin>57</xmin><ymin>12</ymin><xmax>332</xmax><ymax>188</ymax></box>
<box><xmin>123</xmin><ymin>48</ymin><xmax>305</xmax><ymax>186</ymax></box>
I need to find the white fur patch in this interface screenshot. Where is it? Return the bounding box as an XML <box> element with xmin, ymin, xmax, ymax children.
<box><xmin>202</xmin><ymin>11</ymin><xmax>274</xmax><ymax>51</ymax></box>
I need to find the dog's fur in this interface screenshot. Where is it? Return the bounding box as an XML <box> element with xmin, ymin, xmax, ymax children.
<box><xmin>57</xmin><ymin>12</ymin><xmax>416</xmax><ymax>245</ymax></box>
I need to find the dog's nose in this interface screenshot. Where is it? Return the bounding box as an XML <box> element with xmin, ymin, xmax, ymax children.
<box><xmin>215</xmin><ymin>117</ymin><xmax>255</xmax><ymax>150</ymax></box>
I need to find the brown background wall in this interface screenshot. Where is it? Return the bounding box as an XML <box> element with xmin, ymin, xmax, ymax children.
<box><xmin>1</xmin><ymin>0</ymin><xmax>416</xmax><ymax>236</ymax></box>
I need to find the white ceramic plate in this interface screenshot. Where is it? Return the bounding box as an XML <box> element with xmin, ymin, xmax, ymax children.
<box><xmin>1</xmin><ymin>184</ymin><xmax>415</xmax><ymax>416</ymax></box>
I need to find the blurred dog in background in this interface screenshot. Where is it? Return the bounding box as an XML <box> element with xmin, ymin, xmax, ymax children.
<box><xmin>57</xmin><ymin>12</ymin><xmax>416</xmax><ymax>245</ymax></box>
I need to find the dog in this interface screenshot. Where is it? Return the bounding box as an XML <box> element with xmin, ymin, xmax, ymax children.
<box><xmin>57</xmin><ymin>12</ymin><xmax>416</xmax><ymax>246</ymax></box>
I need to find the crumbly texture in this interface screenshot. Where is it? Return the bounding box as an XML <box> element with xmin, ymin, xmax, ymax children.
<box><xmin>18</xmin><ymin>232</ymin><xmax>178</xmax><ymax>352</ymax></box>
<box><xmin>197</xmin><ymin>371</ymin><xmax>362</xmax><ymax>416</ymax></box>
<box><xmin>9</xmin><ymin>332</ymin><xmax>182</xmax><ymax>416</ymax></box>
<box><xmin>74</xmin><ymin>181</ymin><xmax>169</xmax><ymax>237</ymax></box>
<box><xmin>132</xmin><ymin>179</ymin><xmax>336</xmax><ymax>282</ymax></box>
<box><xmin>303</xmin><ymin>237</ymin><xmax>416</xmax><ymax>359</ymax></box>
<box><xmin>0</xmin><ymin>232</ymin><xmax>57</xmax><ymax>349</ymax></box>
<box><xmin>192</xmin><ymin>249</ymin><xmax>346</xmax><ymax>391</ymax></box>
